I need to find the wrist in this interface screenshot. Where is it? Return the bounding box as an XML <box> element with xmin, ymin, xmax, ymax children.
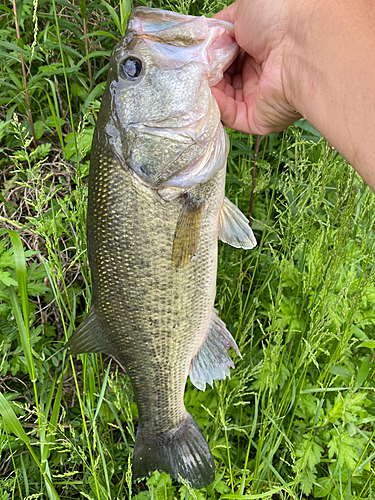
<box><xmin>282</xmin><ymin>0</ymin><xmax>375</xmax><ymax>190</ymax></box>
<box><xmin>281</xmin><ymin>0</ymin><xmax>321</xmax><ymax>115</ymax></box>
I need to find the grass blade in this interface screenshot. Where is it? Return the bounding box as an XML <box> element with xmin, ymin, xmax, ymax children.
<box><xmin>0</xmin><ymin>392</ymin><xmax>30</xmax><ymax>444</ymax></box>
<box><xmin>93</xmin><ymin>359</ymin><xmax>112</xmax><ymax>423</ymax></box>
<box><xmin>8</xmin><ymin>230</ymin><xmax>29</xmax><ymax>328</ymax></box>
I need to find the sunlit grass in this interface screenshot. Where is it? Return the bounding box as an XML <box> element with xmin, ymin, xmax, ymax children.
<box><xmin>0</xmin><ymin>0</ymin><xmax>375</xmax><ymax>499</ymax></box>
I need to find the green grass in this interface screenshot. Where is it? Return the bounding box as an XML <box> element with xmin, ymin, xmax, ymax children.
<box><xmin>1</xmin><ymin>0</ymin><xmax>375</xmax><ymax>498</ymax></box>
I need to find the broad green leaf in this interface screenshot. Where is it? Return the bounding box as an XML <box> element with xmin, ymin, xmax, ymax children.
<box><xmin>0</xmin><ymin>270</ymin><xmax>18</xmax><ymax>287</ymax></box>
<box><xmin>8</xmin><ymin>287</ymin><xmax>32</xmax><ymax>376</ymax></box>
<box><xmin>313</xmin><ymin>477</ymin><xmax>332</xmax><ymax>498</ymax></box>
<box><xmin>299</xmin><ymin>468</ymin><xmax>316</xmax><ymax>496</ymax></box>
<box><xmin>0</xmin><ymin>40</ymin><xmax>43</xmax><ymax>60</ymax></box>
<box><xmin>0</xmin><ymin>247</ymin><xmax>16</xmax><ymax>268</ymax></box>
<box><xmin>222</xmin><ymin>482</ymin><xmax>296</xmax><ymax>499</ymax></box>
<box><xmin>8</xmin><ymin>230</ymin><xmax>29</xmax><ymax>322</ymax></box>
<box><xmin>101</xmin><ymin>0</ymin><xmax>122</xmax><ymax>34</ymax></box>
<box><xmin>359</xmin><ymin>340</ymin><xmax>375</xmax><ymax>349</ymax></box>
<box><xmin>86</xmin><ymin>30</ymin><xmax>119</xmax><ymax>41</ymax></box>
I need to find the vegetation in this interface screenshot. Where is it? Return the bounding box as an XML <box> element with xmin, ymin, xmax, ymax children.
<box><xmin>0</xmin><ymin>0</ymin><xmax>374</xmax><ymax>498</ymax></box>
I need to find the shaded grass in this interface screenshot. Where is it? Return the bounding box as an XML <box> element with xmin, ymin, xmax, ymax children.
<box><xmin>0</xmin><ymin>0</ymin><xmax>375</xmax><ymax>499</ymax></box>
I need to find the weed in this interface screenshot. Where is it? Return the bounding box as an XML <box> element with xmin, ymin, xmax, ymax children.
<box><xmin>0</xmin><ymin>1</ymin><xmax>374</xmax><ymax>499</ymax></box>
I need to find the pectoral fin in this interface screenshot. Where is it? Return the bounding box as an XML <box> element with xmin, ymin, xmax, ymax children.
<box><xmin>172</xmin><ymin>194</ymin><xmax>205</xmax><ymax>269</ymax></box>
<box><xmin>218</xmin><ymin>197</ymin><xmax>257</xmax><ymax>249</ymax></box>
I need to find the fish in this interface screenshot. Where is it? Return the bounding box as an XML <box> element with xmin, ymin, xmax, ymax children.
<box><xmin>67</xmin><ymin>7</ymin><xmax>257</xmax><ymax>489</ymax></box>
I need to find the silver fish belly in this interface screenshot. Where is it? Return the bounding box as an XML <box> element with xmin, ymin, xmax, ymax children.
<box><xmin>67</xmin><ymin>7</ymin><xmax>257</xmax><ymax>489</ymax></box>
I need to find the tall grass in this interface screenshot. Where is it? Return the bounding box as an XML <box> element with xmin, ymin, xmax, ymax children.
<box><xmin>0</xmin><ymin>0</ymin><xmax>374</xmax><ymax>499</ymax></box>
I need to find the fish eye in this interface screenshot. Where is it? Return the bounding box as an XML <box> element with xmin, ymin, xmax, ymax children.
<box><xmin>120</xmin><ymin>56</ymin><xmax>143</xmax><ymax>80</ymax></box>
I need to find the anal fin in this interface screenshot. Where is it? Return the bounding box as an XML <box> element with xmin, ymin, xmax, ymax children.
<box><xmin>218</xmin><ymin>197</ymin><xmax>257</xmax><ymax>249</ymax></box>
<box><xmin>66</xmin><ymin>308</ymin><xmax>110</xmax><ymax>355</ymax></box>
<box><xmin>189</xmin><ymin>309</ymin><xmax>241</xmax><ymax>391</ymax></box>
<box><xmin>172</xmin><ymin>193</ymin><xmax>205</xmax><ymax>269</ymax></box>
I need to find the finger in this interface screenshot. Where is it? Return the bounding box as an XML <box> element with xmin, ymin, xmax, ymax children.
<box><xmin>226</xmin><ymin>60</ymin><xmax>238</xmax><ymax>77</ymax></box>
<box><xmin>213</xmin><ymin>77</ymin><xmax>235</xmax><ymax>98</ymax></box>
<box><xmin>232</xmin><ymin>73</ymin><xmax>243</xmax><ymax>90</ymax></box>
<box><xmin>214</xmin><ymin>76</ymin><xmax>226</xmax><ymax>92</ymax></box>
<box><xmin>212</xmin><ymin>2</ymin><xmax>237</xmax><ymax>23</ymax></box>
<box><xmin>231</xmin><ymin>57</ymin><xmax>260</xmax><ymax>94</ymax></box>
<box><xmin>224</xmin><ymin>72</ymin><xmax>232</xmax><ymax>84</ymax></box>
<box><xmin>210</xmin><ymin>87</ymin><xmax>228</xmax><ymax>116</ymax></box>
<box><xmin>211</xmin><ymin>87</ymin><xmax>253</xmax><ymax>134</ymax></box>
<box><xmin>226</xmin><ymin>51</ymin><xmax>246</xmax><ymax>78</ymax></box>
<box><xmin>235</xmin><ymin>88</ymin><xmax>244</xmax><ymax>101</ymax></box>
<box><xmin>242</xmin><ymin>57</ymin><xmax>261</xmax><ymax>97</ymax></box>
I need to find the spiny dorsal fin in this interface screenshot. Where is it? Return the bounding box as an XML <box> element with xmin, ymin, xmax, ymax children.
<box><xmin>218</xmin><ymin>197</ymin><xmax>257</xmax><ymax>249</ymax></box>
<box><xmin>189</xmin><ymin>309</ymin><xmax>241</xmax><ymax>391</ymax></box>
<box><xmin>172</xmin><ymin>193</ymin><xmax>205</xmax><ymax>269</ymax></box>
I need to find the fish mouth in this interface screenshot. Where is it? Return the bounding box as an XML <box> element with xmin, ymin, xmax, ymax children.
<box><xmin>127</xmin><ymin>7</ymin><xmax>239</xmax><ymax>86</ymax></box>
<box><xmin>119</xmin><ymin>8</ymin><xmax>237</xmax><ymax>193</ymax></box>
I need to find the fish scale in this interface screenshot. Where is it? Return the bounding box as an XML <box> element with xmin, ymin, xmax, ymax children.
<box><xmin>88</xmin><ymin>148</ymin><xmax>224</xmax><ymax>434</ymax></box>
<box><xmin>67</xmin><ymin>7</ymin><xmax>257</xmax><ymax>489</ymax></box>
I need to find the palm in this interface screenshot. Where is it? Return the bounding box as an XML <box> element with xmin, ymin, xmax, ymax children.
<box><xmin>212</xmin><ymin>42</ymin><xmax>301</xmax><ymax>135</ymax></box>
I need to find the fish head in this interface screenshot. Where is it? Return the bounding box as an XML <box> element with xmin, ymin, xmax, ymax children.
<box><xmin>99</xmin><ymin>7</ymin><xmax>239</xmax><ymax>192</ymax></box>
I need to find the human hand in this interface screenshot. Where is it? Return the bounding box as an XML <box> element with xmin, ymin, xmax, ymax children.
<box><xmin>212</xmin><ymin>0</ymin><xmax>375</xmax><ymax>191</ymax></box>
<box><xmin>212</xmin><ymin>0</ymin><xmax>302</xmax><ymax>135</ymax></box>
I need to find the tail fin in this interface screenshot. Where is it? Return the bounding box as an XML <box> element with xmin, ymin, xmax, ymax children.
<box><xmin>133</xmin><ymin>412</ymin><xmax>215</xmax><ymax>489</ymax></box>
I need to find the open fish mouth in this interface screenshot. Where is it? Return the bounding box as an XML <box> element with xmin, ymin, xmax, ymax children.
<box><xmin>108</xmin><ymin>8</ymin><xmax>239</xmax><ymax>190</ymax></box>
<box><xmin>127</xmin><ymin>7</ymin><xmax>239</xmax><ymax>86</ymax></box>
<box><xmin>140</xmin><ymin>112</ymin><xmax>217</xmax><ymax>145</ymax></box>
<box><xmin>120</xmin><ymin>8</ymin><xmax>239</xmax><ymax>190</ymax></box>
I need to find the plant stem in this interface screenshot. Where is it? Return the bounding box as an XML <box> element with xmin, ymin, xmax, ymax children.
<box><xmin>249</xmin><ymin>135</ymin><xmax>260</xmax><ymax>223</ymax></box>
<box><xmin>12</xmin><ymin>0</ymin><xmax>37</xmax><ymax>148</ymax></box>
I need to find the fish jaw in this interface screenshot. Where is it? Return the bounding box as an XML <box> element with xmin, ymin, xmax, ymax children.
<box><xmin>97</xmin><ymin>7</ymin><xmax>239</xmax><ymax>190</ymax></box>
<box><xmin>127</xmin><ymin>7</ymin><xmax>239</xmax><ymax>86</ymax></box>
<box><xmin>95</xmin><ymin>8</ymin><xmax>239</xmax><ymax>192</ymax></box>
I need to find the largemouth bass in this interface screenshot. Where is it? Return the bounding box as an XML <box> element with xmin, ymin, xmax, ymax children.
<box><xmin>68</xmin><ymin>7</ymin><xmax>256</xmax><ymax>489</ymax></box>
